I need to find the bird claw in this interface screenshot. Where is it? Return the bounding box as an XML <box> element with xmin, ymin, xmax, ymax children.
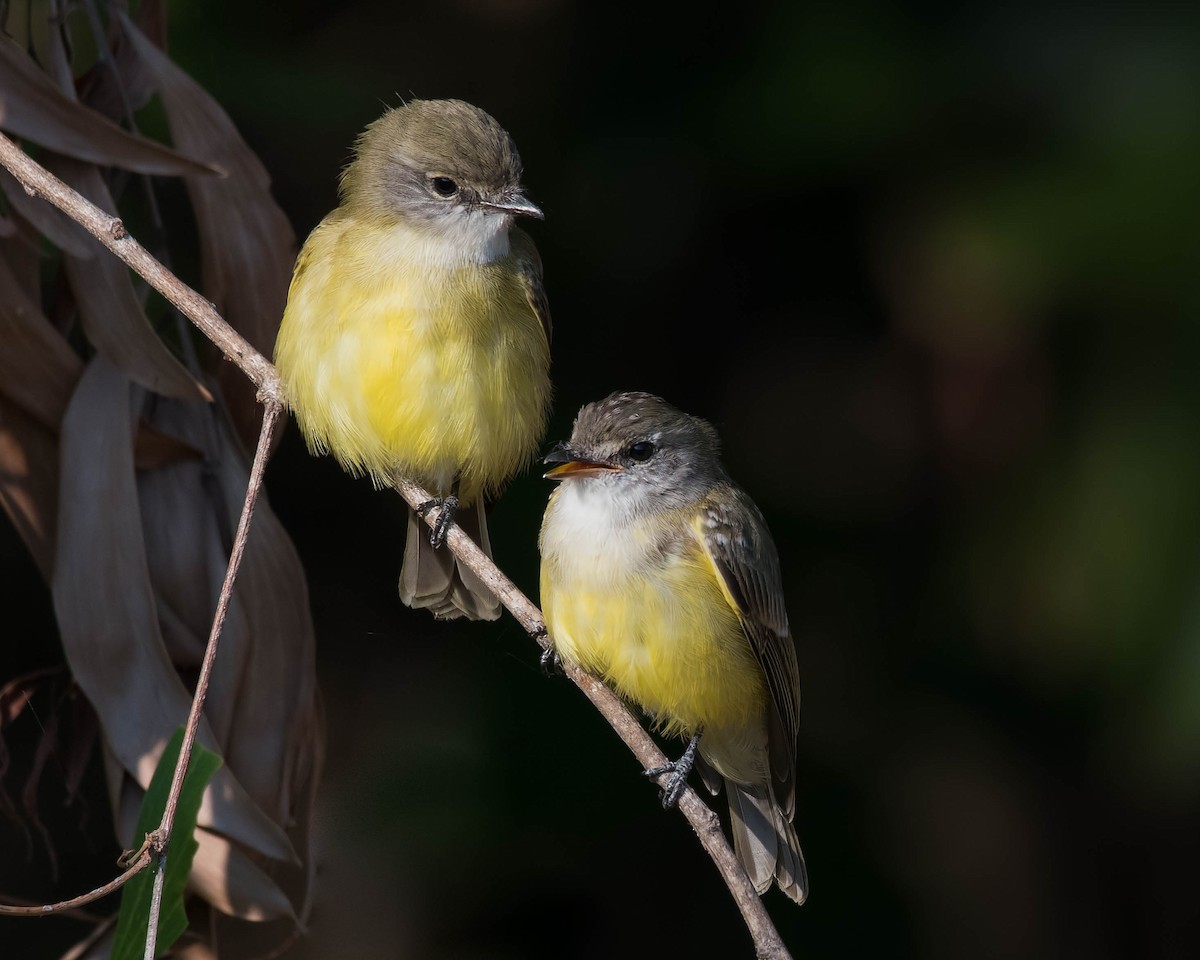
<box><xmin>643</xmin><ymin>732</ymin><xmax>701</xmax><ymax>809</ymax></box>
<box><xmin>417</xmin><ymin>495</ymin><xmax>459</xmax><ymax>549</ymax></box>
<box><xmin>538</xmin><ymin>637</ymin><xmax>563</xmax><ymax>676</ymax></box>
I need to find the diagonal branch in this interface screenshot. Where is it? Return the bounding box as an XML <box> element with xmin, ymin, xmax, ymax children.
<box><xmin>0</xmin><ymin>132</ymin><xmax>794</xmax><ymax>960</ymax></box>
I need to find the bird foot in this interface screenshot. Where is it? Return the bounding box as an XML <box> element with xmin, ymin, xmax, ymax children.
<box><xmin>536</xmin><ymin>630</ymin><xmax>563</xmax><ymax>676</ymax></box>
<box><xmin>417</xmin><ymin>495</ymin><xmax>459</xmax><ymax>549</ymax></box>
<box><xmin>643</xmin><ymin>732</ymin><xmax>701</xmax><ymax>809</ymax></box>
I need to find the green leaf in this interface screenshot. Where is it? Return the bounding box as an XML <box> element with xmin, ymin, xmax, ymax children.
<box><xmin>111</xmin><ymin>727</ymin><xmax>223</xmax><ymax>960</ymax></box>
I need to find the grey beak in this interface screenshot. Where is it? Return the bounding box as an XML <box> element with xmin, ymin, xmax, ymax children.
<box><xmin>542</xmin><ymin>444</ymin><xmax>577</xmax><ymax>465</ymax></box>
<box><xmin>484</xmin><ymin>192</ymin><xmax>544</xmax><ymax>219</ymax></box>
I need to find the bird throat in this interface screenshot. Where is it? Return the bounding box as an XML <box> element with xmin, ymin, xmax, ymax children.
<box><xmin>401</xmin><ymin>210</ymin><xmax>513</xmax><ymax>268</ymax></box>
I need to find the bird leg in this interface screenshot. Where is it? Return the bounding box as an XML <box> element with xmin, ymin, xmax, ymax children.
<box><xmin>416</xmin><ymin>479</ymin><xmax>461</xmax><ymax>549</ymax></box>
<box><xmin>534</xmin><ymin>627</ymin><xmax>563</xmax><ymax>676</ymax></box>
<box><xmin>643</xmin><ymin>731</ymin><xmax>702</xmax><ymax>809</ymax></box>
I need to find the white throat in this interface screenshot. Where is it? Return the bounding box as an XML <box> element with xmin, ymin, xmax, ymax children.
<box><xmin>542</xmin><ymin>477</ymin><xmax>649</xmax><ymax>573</ymax></box>
<box><xmin>403</xmin><ymin>210</ymin><xmax>512</xmax><ymax>268</ymax></box>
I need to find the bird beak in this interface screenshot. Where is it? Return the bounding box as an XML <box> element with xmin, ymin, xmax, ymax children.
<box><xmin>484</xmin><ymin>192</ymin><xmax>544</xmax><ymax>220</ymax></box>
<box><xmin>542</xmin><ymin>447</ymin><xmax>619</xmax><ymax>480</ymax></box>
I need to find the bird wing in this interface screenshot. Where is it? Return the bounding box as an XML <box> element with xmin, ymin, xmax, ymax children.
<box><xmin>510</xmin><ymin>226</ymin><xmax>552</xmax><ymax>346</ymax></box>
<box><xmin>695</xmin><ymin>486</ymin><xmax>801</xmax><ymax>816</ymax></box>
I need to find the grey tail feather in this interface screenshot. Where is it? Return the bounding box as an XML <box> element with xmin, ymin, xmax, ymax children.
<box><xmin>398</xmin><ymin>500</ymin><xmax>501</xmax><ymax>621</ymax></box>
<box><xmin>695</xmin><ymin>754</ymin><xmax>723</xmax><ymax>797</ymax></box>
<box><xmin>726</xmin><ymin>779</ymin><xmax>808</xmax><ymax>905</ymax></box>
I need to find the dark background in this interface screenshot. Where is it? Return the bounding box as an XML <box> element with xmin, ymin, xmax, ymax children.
<box><xmin>6</xmin><ymin>0</ymin><xmax>1200</xmax><ymax>957</ymax></box>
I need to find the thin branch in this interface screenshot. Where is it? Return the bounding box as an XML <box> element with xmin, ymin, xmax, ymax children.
<box><xmin>0</xmin><ymin>851</ymin><xmax>150</xmax><ymax>917</ymax></box>
<box><xmin>0</xmin><ymin>894</ymin><xmax>102</xmax><ymax>924</ymax></box>
<box><xmin>0</xmin><ymin>132</ymin><xmax>793</xmax><ymax>960</ymax></box>
<box><xmin>142</xmin><ymin>401</ymin><xmax>282</xmax><ymax>959</ymax></box>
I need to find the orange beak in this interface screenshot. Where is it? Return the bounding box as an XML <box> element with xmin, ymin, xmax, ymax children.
<box><xmin>542</xmin><ymin>447</ymin><xmax>620</xmax><ymax>480</ymax></box>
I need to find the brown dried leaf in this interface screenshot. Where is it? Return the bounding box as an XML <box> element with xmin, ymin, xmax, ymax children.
<box><xmin>0</xmin><ymin>253</ymin><xmax>82</xmax><ymax>430</ymax></box>
<box><xmin>276</xmin><ymin>691</ymin><xmax>324</xmax><ymax>927</ymax></box>
<box><xmin>60</xmin><ymin>689</ymin><xmax>98</xmax><ymax>805</ymax></box>
<box><xmin>100</xmin><ymin>739</ymin><xmax>127</xmax><ymax>843</ymax></box>
<box><xmin>0</xmin><ymin>164</ymin><xmax>95</xmax><ymax>257</ymax></box>
<box><xmin>133</xmin><ymin>420</ymin><xmax>203</xmax><ymax>470</ymax></box>
<box><xmin>119</xmin><ymin>14</ymin><xmax>297</xmax><ymax>448</ymax></box>
<box><xmin>0</xmin><ymin>35</ymin><xmax>219</xmax><ymax>176</ymax></box>
<box><xmin>217</xmin><ymin>489</ymin><xmax>321</xmax><ymax>822</ymax></box>
<box><xmin>52</xmin><ymin>356</ymin><xmax>296</xmax><ymax>863</ymax></box>
<box><xmin>0</xmin><ymin>217</ymin><xmax>44</xmax><ymax>307</ymax></box>
<box><xmin>153</xmin><ymin>593</ymin><xmax>207</xmax><ymax>669</ymax></box>
<box><xmin>76</xmin><ymin>9</ymin><xmax>161</xmax><ymax>122</ymax></box>
<box><xmin>107</xmin><ymin>756</ymin><xmax>296</xmax><ymax>925</ymax></box>
<box><xmin>49</xmin><ymin>156</ymin><xmax>212</xmax><ymax>403</ymax></box>
<box><xmin>100</xmin><ymin>743</ymin><xmax>147</xmax><ymax>917</ymax></box>
<box><xmin>136</xmin><ymin>404</ymin><xmax>232</xmax><ymax>677</ymax></box>
<box><xmin>134</xmin><ymin>0</ymin><xmax>169</xmax><ymax>48</ymax></box>
<box><xmin>0</xmin><ymin>396</ymin><xmax>61</xmax><ymax>578</ymax></box>
<box><xmin>133</xmin><ymin>397</ymin><xmax>321</xmax><ymax>941</ymax></box>
<box><xmin>191</xmin><ymin>829</ymin><xmax>298</xmax><ymax>922</ymax></box>
<box><xmin>139</xmin><ymin>398</ymin><xmax>321</xmax><ymax>825</ymax></box>
<box><xmin>28</xmin><ymin>0</ymin><xmax>74</xmax><ymax>94</ymax></box>
<box><xmin>176</xmin><ymin>944</ymin><xmax>218</xmax><ymax>960</ymax></box>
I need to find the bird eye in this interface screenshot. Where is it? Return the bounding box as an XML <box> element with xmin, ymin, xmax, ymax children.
<box><xmin>430</xmin><ymin>176</ymin><xmax>459</xmax><ymax>198</ymax></box>
<box><xmin>628</xmin><ymin>441</ymin><xmax>656</xmax><ymax>462</ymax></box>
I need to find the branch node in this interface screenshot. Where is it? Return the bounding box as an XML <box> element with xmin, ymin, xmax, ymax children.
<box><xmin>695</xmin><ymin>803</ymin><xmax>722</xmax><ymax>831</ymax></box>
<box><xmin>107</xmin><ymin>217</ymin><xmax>127</xmax><ymax>240</ymax></box>
<box><xmin>119</xmin><ymin>829</ymin><xmax>162</xmax><ymax>869</ymax></box>
<box><xmin>257</xmin><ymin>383</ymin><xmax>285</xmax><ymax>408</ymax></box>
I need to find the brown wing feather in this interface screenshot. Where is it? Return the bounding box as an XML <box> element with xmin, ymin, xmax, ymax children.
<box><xmin>510</xmin><ymin>226</ymin><xmax>551</xmax><ymax>346</ymax></box>
<box><xmin>697</xmin><ymin>486</ymin><xmax>801</xmax><ymax>817</ymax></box>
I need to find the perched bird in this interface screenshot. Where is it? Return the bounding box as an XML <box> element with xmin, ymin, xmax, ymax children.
<box><xmin>275</xmin><ymin>99</ymin><xmax>552</xmax><ymax>620</ymax></box>
<box><xmin>539</xmin><ymin>392</ymin><xmax>807</xmax><ymax>903</ymax></box>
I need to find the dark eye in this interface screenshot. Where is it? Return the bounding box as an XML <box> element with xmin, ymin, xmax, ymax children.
<box><xmin>430</xmin><ymin>176</ymin><xmax>459</xmax><ymax>198</ymax></box>
<box><xmin>628</xmin><ymin>441</ymin><xmax>656</xmax><ymax>462</ymax></box>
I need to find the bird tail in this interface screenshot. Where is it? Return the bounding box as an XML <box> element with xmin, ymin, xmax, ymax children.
<box><xmin>726</xmin><ymin>778</ymin><xmax>808</xmax><ymax>905</ymax></box>
<box><xmin>399</xmin><ymin>499</ymin><xmax>501</xmax><ymax>621</ymax></box>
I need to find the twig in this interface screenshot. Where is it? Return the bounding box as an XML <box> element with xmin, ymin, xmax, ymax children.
<box><xmin>142</xmin><ymin>401</ymin><xmax>282</xmax><ymax>959</ymax></box>
<box><xmin>0</xmin><ymin>851</ymin><xmax>151</xmax><ymax>917</ymax></box>
<box><xmin>0</xmin><ymin>132</ymin><xmax>793</xmax><ymax>960</ymax></box>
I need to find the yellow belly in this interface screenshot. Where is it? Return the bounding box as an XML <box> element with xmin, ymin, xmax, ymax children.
<box><xmin>274</xmin><ymin>216</ymin><xmax>551</xmax><ymax>502</ymax></box>
<box><xmin>540</xmin><ymin>501</ymin><xmax>766</xmax><ymax>739</ymax></box>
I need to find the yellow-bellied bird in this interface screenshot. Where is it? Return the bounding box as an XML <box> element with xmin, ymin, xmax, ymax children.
<box><xmin>276</xmin><ymin>99</ymin><xmax>551</xmax><ymax>620</ymax></box>
<box><xmin>539</xmin><ymin>392</ymin><xmax>807</xmax><ymax>903</ymax></box>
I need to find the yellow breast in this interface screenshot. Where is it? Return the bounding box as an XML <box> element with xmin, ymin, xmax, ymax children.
<box><xmin>274</xmin><ymin>214</ymin><xmax>551</xmax><ymax>501</ymax></box>
<box><xmin>539</xmin><ymin>483</ymin><xmax>766</xmax><ymax>738</ymax></box>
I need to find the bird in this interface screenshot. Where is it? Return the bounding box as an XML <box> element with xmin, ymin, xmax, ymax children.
<box><xmin>275</xmin><ymin>98</ymin><xmax>552</xmax><ymax>620</ymax></box>
<box><xmin>538</xmin><ymin>392</ymin><xmax>807</xmax><ymax>903</ymax></box>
